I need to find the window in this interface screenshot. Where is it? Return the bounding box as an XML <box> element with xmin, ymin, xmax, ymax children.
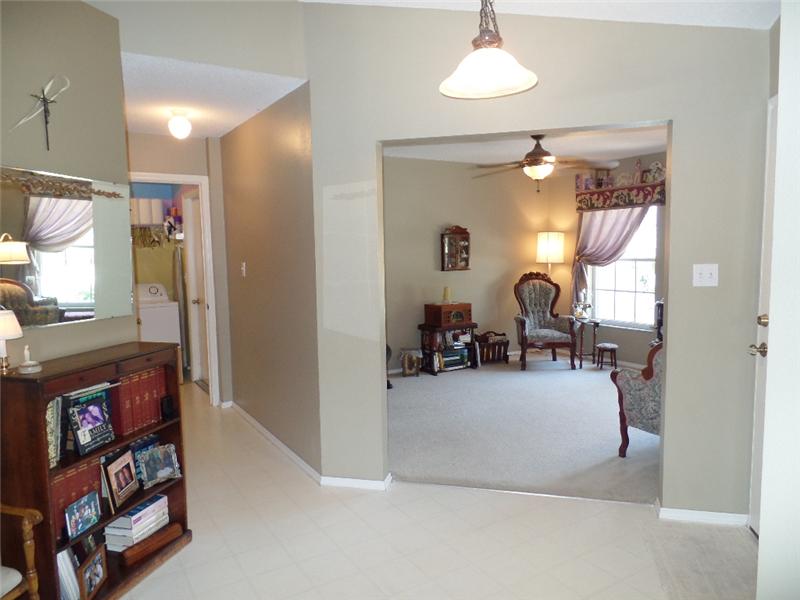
<box><xmin>589</xmin><ymin>208</ymin><xmax>658</xmax><ymax>327</ymax></box>
<box><xmin>37</xmin><ymin>229</ymin><xmax>95</xmax><ymax>306</ymax></box>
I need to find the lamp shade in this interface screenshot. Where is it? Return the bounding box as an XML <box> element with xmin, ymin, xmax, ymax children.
<box><xmin>0</xmin><ymin>310</ymin><xmax>23</xmax><ymax>340</ymax></box>
<box><xmin>536</xmin><ymin>231</ymin><xmax>565</xmax><ymax>265</ymax></box>
<box><xmin>0</xmin><ymin>234</ymin><xmax>30</xmax><ymax>265</ymax></box>
<box><xmin>523</xmin><ymin>163</ymin><xmax>555</xmax><ymax>181</ymax></box>
<box><xmin>439</xmin><ymin>47</ymin><xmax>538</xmax><ymax>99</ymax></box>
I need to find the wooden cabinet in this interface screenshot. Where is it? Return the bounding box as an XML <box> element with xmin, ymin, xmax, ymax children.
<box><xmin>0</xmin><ymin>342</ymin><xmax>191</xmax><ymax>600</ymax></box>
<box><xmin>418</xmin><ymin>322</ymin><xmax>478</xmax><ymax>375</ymax></box>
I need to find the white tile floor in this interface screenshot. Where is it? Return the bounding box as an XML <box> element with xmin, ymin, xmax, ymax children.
<box><xmin>123</xmin><ymin>384</ymin><xmax>757</xmax><ymax>599</ymax></box>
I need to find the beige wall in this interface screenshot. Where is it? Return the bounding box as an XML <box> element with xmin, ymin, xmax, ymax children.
<box><xmin>769</xmin><ymin>18</ymin><xmax>780</xmax><ymax>97</ymax></box>
<box><xmin>90</xmin><ymin>0</ymin><xmax>306</xmax><ymax>78</ymax></box>
<box><xmin>221</xmin><ymin>83</ymin><xmax>322</xmax><ymax>472</ymax></box>
<box><xmin>1</xmin><ymin>1</ymin><xmax>136</xmax><ymax>363</ymax></box>
<box><xmin>384</xmin><ymin>153</ymin><xmax>664</xmax><ymax>369</ymax></box>
<box><xmin>305</xmin><ymin>4</ymin><xmax>768</xmax><ymax>514</ymax></box>
<box><xmin>127</xmin><ymin>132</ymin><xmax>235</xmax><ymax>405</ymax></box>
<box><xmin>757</xmin><ymin>5</ymin><xmax>800</xmax><ymax>597</ymax></box>
<box><xmin>127</xmin><ymin>133</ymin><xmax>208</xmax><ymax>176</ymax></box>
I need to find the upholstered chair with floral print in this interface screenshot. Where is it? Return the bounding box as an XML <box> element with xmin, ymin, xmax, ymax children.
<box><xmin>611</xmin><ymin>342</ymin><xmax>664</xmax><ymax>457</ymax></box>
<box><xmin>513</xmin><ymin>272</ymin><xmax>576</xmax><ymax>371</ymax></box>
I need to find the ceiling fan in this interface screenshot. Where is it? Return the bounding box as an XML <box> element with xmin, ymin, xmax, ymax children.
<box><xmin>474</xmin><ymin>134</ymin><xmax>620</xmax><ymax>190</ymax></box>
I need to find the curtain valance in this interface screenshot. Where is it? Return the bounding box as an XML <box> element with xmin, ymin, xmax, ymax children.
<box><xmin>576</xmin><ymin>181</ymin><xmax>665</xmax><ymax>212</ymax></box>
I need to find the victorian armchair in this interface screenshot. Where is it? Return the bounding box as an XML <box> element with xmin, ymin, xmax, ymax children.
<box><xmin>611</xmin><ymin>342</ymin><xmax>663</xmax><ymax>457</ymax></box>
<box><xmin>1</xmin><ymin>504</ymin><xmax>43</xmax><ymax>600</ymax></box>
<box><xmin>513</xmin><ymin>272</ymin><xmax>576</xmax><ymax>371</ymax></box>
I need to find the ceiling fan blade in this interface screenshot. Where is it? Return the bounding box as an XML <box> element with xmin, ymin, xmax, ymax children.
<box><xmin>474</xmin><ymin>161</ymin><xmax>524</xmax><ymax>169</ymax></box>
<box><xmin>471</xmin><ymin>165</ymin><xmax>523</xmax><ymax>178</ymax></box>
<box><xmin>556</xmin><ymin>158</ymin><xmax>621</xmax><ymax>170</ymax></box>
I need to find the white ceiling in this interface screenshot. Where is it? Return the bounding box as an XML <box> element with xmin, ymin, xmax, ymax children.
<box><xmin>383</xmin><ymin>125</ymin><xmax>668</xmax><ymax>165</ymax></box>
<box><xmin>121</xmin><ymin>52</ymin><xmax>305</xmax><ymax>138</ymax></box>
<box><xmin>301</xmin><ymin>0</ymin><xmax>780</xmax><ymax>30</ymax></box>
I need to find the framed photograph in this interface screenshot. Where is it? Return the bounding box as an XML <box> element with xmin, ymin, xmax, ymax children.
<box><xmin>106</xmin><ymin>450</ymin><xmax>139</xmax><ymax>508</ymax></box>
<box><xmin>68</xmin><ymin>390</ymin><xmax>115</xmax><ymax>456</ymax></box>
<box><xmin>66</xmin><ymin>491</ymin><xmax>102</xmax><ymax>540</ymax></box>
<box><xmin>78</xmin><ymin>545</ymin><xmax>107</xmax><ymax>600</ymax></box>
<box><xmin>140</xmin><ymin>444</ymin><xmax>182</xmax><ymax>489</ymax></box>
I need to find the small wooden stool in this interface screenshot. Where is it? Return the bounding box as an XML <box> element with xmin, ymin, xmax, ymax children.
<box><xmin>596</xmin><ymin>342</ymin><xmax>618</xmax><ymax>369</ymax></box>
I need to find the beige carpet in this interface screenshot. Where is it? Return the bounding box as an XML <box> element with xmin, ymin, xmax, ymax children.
<box><xmin>388</xmin><ymin>352</ymin><xmax>660</xmax><ymax>503</ymax></box>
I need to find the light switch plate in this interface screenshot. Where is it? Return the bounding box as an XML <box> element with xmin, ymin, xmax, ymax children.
<box><xmin>240</xmin><ymin>261</ymin><xmax>247</xmax><ymax>278</ymax></box>
<box><xmin>693</xmin><ymin>263</ymin><xmax>718</xmax><ymax>287</ymax></box>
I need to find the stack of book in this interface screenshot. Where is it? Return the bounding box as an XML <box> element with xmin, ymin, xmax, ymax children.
<box><xmin>104</xmin><ymin>494</ymin><xmax>169</xmax><ymax>553</ymax></box>
<box><xmin>438</xmin><ymin>345</ymin><xmax>470</xmax><ymax>371</ymax></box>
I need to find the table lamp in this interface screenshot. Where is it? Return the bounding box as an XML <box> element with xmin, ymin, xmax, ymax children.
<box><xmin>0</xmin><ymin>233</ymin><xmax>31</xmax><ymax>264</ymax></box>
<box><xmin>536</xmin><ymin>231</ymin><xmax>565</xmax><ymax>273</ymax></box>
<box><xmin>0</xmin><ymin>310</ymin><xmax>23</xmax><ymax>374</ymax></box>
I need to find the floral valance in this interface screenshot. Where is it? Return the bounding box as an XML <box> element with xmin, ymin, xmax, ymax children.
<box><xmin>576</xmin><ymin>181</ymin><xmax>666</xmax><ymax>212</ymax></box>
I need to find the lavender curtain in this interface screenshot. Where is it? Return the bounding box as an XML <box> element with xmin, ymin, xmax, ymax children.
<box><xmin>571</xmin><ymin>206</ymin><xmax>649</xmax><ymax>303</ymax></box>
<box><xmin>22</xmin><ymin>196</ymin><xmax>93</xmax><ymax>293</ymax></box>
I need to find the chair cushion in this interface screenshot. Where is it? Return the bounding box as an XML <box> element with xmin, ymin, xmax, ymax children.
<box><xmin>1</xmin><ymin>565</ymin><xmax>23</xmax><ymax>595</ymax></box>
<box><xmin>597</xmin><ymin>342</ymin><xmax>618</xmax><ymax>350</ymax></box>
<box><xmin>527</xmin><ymin>328</ymin><xmax>571</xmax><ymax>343</ymax></box>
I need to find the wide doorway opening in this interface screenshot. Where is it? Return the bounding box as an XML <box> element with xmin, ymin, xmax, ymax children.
<box><xmin>382</xmin><ymin>123</ymin><xmax>669</xmax><ymax>503</ymax></box>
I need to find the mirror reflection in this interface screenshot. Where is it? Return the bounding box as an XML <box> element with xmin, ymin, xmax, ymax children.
<box><xmin>0</xmin><ymin>167</ymin><xmax>133</xmax><ymax>327</ymax></box>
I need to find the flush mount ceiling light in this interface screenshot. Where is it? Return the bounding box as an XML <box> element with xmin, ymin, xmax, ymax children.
<box><xmin>167</xmin><ymin>112</ymin><xmax>192</xmax><ymax>139</ymax></box>
<box><xmin>439</xmin><ymin>0</ymin><xmax>538</xmax><ymax>99</ymax></box>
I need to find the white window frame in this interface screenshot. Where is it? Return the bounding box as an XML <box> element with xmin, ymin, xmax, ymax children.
<box><xmin>36</xmin><ymin>229</ymin><xmax>95</xmax><ymax>309</ymax></box>
<box><xmin>588</xmin><ymin>206</ymin><xmax>662</xmax><ymax>331</ymax></box>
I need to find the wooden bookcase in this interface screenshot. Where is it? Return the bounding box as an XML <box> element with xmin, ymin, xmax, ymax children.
<box><xmin>0</xmin><ymin>342</ymin><xmax>192</xmax><ymax>600</ymax></box>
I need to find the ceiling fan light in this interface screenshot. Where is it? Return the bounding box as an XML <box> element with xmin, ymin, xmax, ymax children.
<box><xmin>523</xmin><ymin>162</ymin><xmax>555</xmax><ymax>181</ymax></box>
<box><xmin>168</xmin><ymin>114</ymin><xmax>192</xmax><ymax>139</ymax></box>
<box><xmin>439</xmin><ymin>47</ymin><xmax>538</xmax><ymax>99</ymax></box>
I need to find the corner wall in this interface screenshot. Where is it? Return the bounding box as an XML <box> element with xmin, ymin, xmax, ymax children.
<box><xmin>221</xmin><ymin>83</ymin><xmax>322</xmax><ymax>472</ymax></box>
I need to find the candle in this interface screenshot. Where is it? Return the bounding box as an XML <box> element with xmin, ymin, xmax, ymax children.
<box><xmin>442</xmin><ymin>286</ymin><xmax>451</xmax><ymax>303</ymax></box>
<box><xmin>23</xmin><ymin>345</ymin><xmax>30</xmax><ymax>363</ymax></box>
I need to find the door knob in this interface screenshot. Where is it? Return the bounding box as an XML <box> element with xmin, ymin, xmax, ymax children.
<box><xmin>756</xmin><ymin>314</ymin><xmax>769</xmax><ymax>327</ymax></box>
<box><xmin>748</xmin><ymin>343</ymin><xmax>768</xmax><ymax>357</ymax></box>
<box><xmin>191</xmin><ymin>298</ymin><xmax>202</xmax><ymax>305</ymax></box>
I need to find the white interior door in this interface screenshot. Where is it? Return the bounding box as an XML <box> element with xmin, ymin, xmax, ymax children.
<box><xmin>748</xmin><ymin>96</ymin><xmax>778</xmax><ymax>535</ymax></box>
<box><xmin>184</xmin><ymin>191</ymin><xmax>210</xmax><ymax>384</ymax></box>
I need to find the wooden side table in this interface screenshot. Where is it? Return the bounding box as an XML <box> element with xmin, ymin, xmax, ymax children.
<box><xmin>418</xmin><ymin>322</ymin><xmax>478</xmax><ymax>375</ymax></box>
<box><xmin>575</xmin><ymin>318</ymin><xmax>601</xmax><ymax>368</ymax></box>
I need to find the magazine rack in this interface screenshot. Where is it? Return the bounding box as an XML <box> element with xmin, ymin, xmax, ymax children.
<box><xmin>0</xmin><ymin>342</ymin><xmax>191</xmax><ymax>599</ymax></box>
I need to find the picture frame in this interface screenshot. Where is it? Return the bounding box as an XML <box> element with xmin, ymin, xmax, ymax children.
<box><xmin>68</xmin><ymin>390</ymin><xmax>115</xmax><ymax>456</ymax></box>
<box><xmin>66</xmin><ymin>491</ymin><xmax>102</xmax><ymax>540</ymax></box>
<box><xmin>139</xmin><ymin>444</ymin><xmax>182</xmax><ymax>489</ymax></box>
<box><xmin>440</xmin><ymin>225</ymin><xmax>470</xmax><ymax>271</ymax></box>
<box><xmin>106</xmin><ymin>450</ymin><xmax>139</xmax><ymax>508</ymax></box>
<box><xmin>77</xmin><ymin>545</ymin><xmax>107</xmax><ymax>600</ymax></box>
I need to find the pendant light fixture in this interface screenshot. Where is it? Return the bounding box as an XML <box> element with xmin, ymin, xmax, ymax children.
<box><xmin>168</xmin><ymin>111</ymin><xmax>192</xmax><ymax>139</ymax></box>
<box><xmin>440</xmin><ymin>0</ymin><xmax>538</xmax><ymax>99</ymax></box>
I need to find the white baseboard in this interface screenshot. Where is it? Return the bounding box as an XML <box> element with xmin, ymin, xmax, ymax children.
<box><xmin>388</xmin><ymin>368</ymin><xmax>402</xmax><ymax>375</ymax></box>
<box><xmin>232</xmin><ymin>403</ymin><xmax>322</xmax><ymax>484</ymax></box>
<box><xmin>231</xmin><ymin>403</ymin><xmax>392</xmax><ymax>491</ymax></box>
<box><xmin>321</xmin><ymin>473</ymin><xmax>393</xmax><ymax>491</ymax></box>
<box><xmin>658</xmin><ymin>506</ymin><xmax>749</xmax><ymax>526</ymax></box>
<box><xmin>221</xmin><ymin>400</ymin><xmax>233</xmax><ymax>408</ymax></box>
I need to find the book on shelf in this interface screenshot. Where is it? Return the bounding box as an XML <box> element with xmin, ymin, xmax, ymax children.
<box><xmin>51</xmin><ymin>458</ymin><xmax>102</xmax><ymax>542</ymax></box>
<box><xmin>105</xmin><ymin>506</ymin><xmax>168</xmax><ymax>537</ymax></box>
<box><xmin>107</xmin><ymin>494</ymin><xmax>167</xmax><ymax>529</ymax></box>
<box><xmin>57</xmin><ymin>548</ymin><xmax>80</xmax><ymax>600</ymax></box>
<box><xmin>105</xmin><ymin>512</ymin><xmax>169</xmax><ymax>551</ymax></box>
<box><xmin>47</xmin><ymin>396</ymin><xmax>62</xmax><ymax>468</ymax></box>
<box><xmin>67</xmin><ymin>389</ymin><xmax>115</xmax><ymax>456</ymax></box>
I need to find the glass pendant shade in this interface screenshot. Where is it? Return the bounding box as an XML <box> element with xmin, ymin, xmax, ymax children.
<box><xmin>0</xmin><ymin>234</ymin><xmax>30</xmax><ymax>264</ymax></box>
<box><xmin>440</xmin><ymin>47</ymin><xmax>538</xmax><ymax>99</ymax></box>
<box><xmin>168</xmin><ymin>114</ymin><xmax>192</xmax><ymax>139</ymax></box>
<box><xmin>523</xmin><ymin>162</ymin><xmax>555</xmax><ymax>181</ymax></box>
